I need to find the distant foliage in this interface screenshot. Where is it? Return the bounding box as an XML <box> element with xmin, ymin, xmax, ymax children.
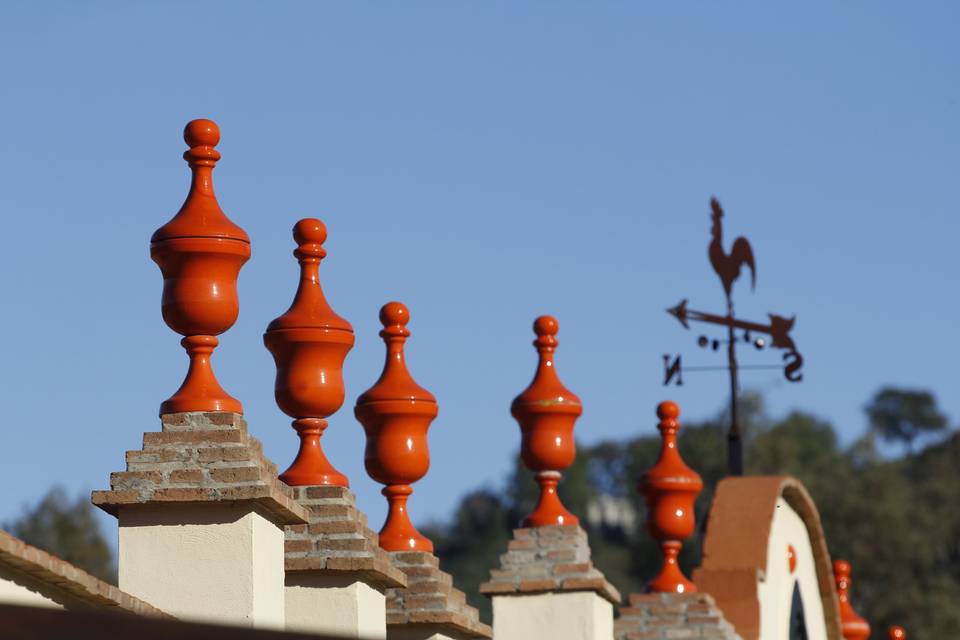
<box><xmin>3</xmin><ymin>486</ymin><xmax>115</xmax><ymax>583</ymax></box>
<box><xmin>865</xmin><ymin>387</ymin><xmax>948</xmax><ymax>452</ymax></box>
<box><xmin>429</xmin><ymin>389</ymin><xmax>958</xmax><ymax>636</ymax></box>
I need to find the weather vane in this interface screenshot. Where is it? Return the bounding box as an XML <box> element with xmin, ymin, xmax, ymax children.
<box><xmin>663</xmin><ymin>198</ymin><xmax>803</xmax><ymax>476</ymax></box>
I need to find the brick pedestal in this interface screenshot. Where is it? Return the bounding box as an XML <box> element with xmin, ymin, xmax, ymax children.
<box><xmin>479</xmin><ymin>525</ymin><xmax>619</xmax><ymax>640</ymax></box>
<box><xmin>615</xmin><ymin>592</ymin><xmax>743</xmax><ymax>640</ymax></box>
<box><xmin>284</xmin><ymin>486</ymin><xmax>407</xmax><ymax>638</ymax></box>
<box><xmin>386</xmin><ymin>552</ymin><xmax>491</xmax><ymax>640</ymax></box>
<box><xmin>93</xmin><ymin>412</ymin><xmax>308</xmax><ymax>628</ymax></box>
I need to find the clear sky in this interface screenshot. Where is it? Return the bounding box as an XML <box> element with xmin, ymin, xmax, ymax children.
<box><xmin>0</xmin><ymin>2</ymin><xmax>957</xmax><ymax>541</ymax></box>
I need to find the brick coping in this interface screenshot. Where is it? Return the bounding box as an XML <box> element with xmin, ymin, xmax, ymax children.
<box><xmin>615</xmin><ymin>592</ymin><xmax>743</xmax><ymax>640</ymax></box>
<box><xmin>92</xmin><ymin>412</ymin><xmax>308</xmax><ymax>525</ymax></box>
<box><xmin>284</xmin><ymin>486</ymin><xmax>406</xmax><ymax>590</ymax></box>
<box><xmin>387</xmin><ymin>551</ymin><xmax>492</xmax><ymax>639</ymax></box>
<box><xmin>0</xmin><ymin>529</ymin><xmax>170</xmax><ymax>617</ymax></box>
<box><xmin>479</xmin><ymin>524</ymin><xmax>621</xmax><ymax>605</ymax></box>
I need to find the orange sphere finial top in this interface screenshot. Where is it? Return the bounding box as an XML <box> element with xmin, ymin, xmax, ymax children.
<box><xmin>640</xmin><ymin>401</ymin><xmax>703</xmax><ymax>594</ymax></box>
<box><xmin>657</xmin><ymin>400</ymin><xmax>680</xmax><ymax>422</ymax></box>
<box><xmin>150</xmin><ymin>118</ymin><xmax>250</xmax><ymax>415</ymax></box>
<box><xmin>888</xmin><ymin>626</ymin><xmax>906</xmax><ymax>640</ymax></box>
<box><xmin>183</xmin><ymin>118</ymin><xmax>220</xmax><ymax>148</ymax></box>
<box><xmin>511</xmin><ymin>315</ymin><xmax>582</xmax><ymax>527</ymax></box>
<box><xmin>834</xmin><ymin>560</ymin><xmax>871</xmax><ymax>640</ymax></box>
<box><xmin>293</xmin><ymin>217</ymin><xmax>327</xmax><ymax>246</ymax></box>
<box><xmin>356</xmin><ymin>302</ymin><xmax>438</xmax><ymax>552</ymax></box>
<box><xmin>264</xmin><ymin>218</ymin><xmax>355</xmax><ymax>487</ymax></box>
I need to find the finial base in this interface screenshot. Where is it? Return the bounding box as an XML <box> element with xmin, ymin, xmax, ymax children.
<box><xmin>279</xmin><ymin>418</ymin><xmax>349</xmax><ymax>487</ymax></box>
<box><xmin>522</xmin><ymin>471</ymin><xmax>580</xmax><ymax>528</ymax></box>
<box><xmin>160</xmin><ymin>335</ymin><xmax>242</xmax><ymax>415</ymax></box>
<box><xmin>647</xmin><ymin>541</ymin><xmax>697</xmax><ymax>594</ymax></box>
<box><xmin>379</xmin><ymin>484</ymin><xmax>433</xmax><ymax>553</ymax></box>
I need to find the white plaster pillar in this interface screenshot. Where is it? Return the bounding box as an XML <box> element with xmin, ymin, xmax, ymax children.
<box><xmin>94</xmin><ymin>412</ymin><xmax>310</xmax><ymax>629</ymax></box>
<box><xmin>285</xmin><ymin>573</ymin><xmax>386</xmax><ymax>639</ymax></box>
<box><xmin>118</xmin><ymin>504</ymin><xmax>285</xmax><ymax>629</ymax></box>
<box><xmin>492</xmin><ymin>591</ymin><xmax>613</xmax><ymax>640</ymax></box>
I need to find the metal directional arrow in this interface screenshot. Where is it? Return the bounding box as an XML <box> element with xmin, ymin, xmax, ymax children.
<box><xmin>663</xmin><ymin>198</ymin><xmax>804</xmax><ymax>476</ymax></box>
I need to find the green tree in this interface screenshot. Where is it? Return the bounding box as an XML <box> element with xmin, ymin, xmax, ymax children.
<box><xmin>3</xmin><ymin>486</ymin><xmax>116</xmax><ymax>583</ymax></box>
<box><xmin>865</xmin><ymin>387</ymin><xmax>948</xmax><ymax>452</ymax></box>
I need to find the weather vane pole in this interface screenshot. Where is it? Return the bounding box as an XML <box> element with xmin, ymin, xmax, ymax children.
<box><xmin>663</xmin><ymin>198</ymin><xmax>804</xmax><ymax>476</ymax></box>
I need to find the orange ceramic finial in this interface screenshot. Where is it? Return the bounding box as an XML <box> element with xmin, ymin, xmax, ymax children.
<box><xmin>640</xmin><ymin>401</ymin><xmax>703</xmax><ymax>593</ymax></box>
<box><xmin>834</xmin><ymin>560</ymin><xmax>871</xmax><ymax>640</ymax></box>
<box><xmin>511</xmin><ymin>315</ymin><xmax>582</xmax><ymax>527</ymax></box>
<box><xmin>264</xmin><ymin>218</ymin><xmax>355</xmax><ymax>487</ymax></box>
<box><xmin>355</xmin><ymin>302</ymin><xmax>438</xmax><ymax>552</ymax></box>
<box><xmin>888</xmin><ymin>626</ymin><xmax>906</xmax><ymax>640</ymax></box>
<box><xmin>151</xmin><ymin>119</ymin><xmax>251</xmax><ymax>415</ymax></box>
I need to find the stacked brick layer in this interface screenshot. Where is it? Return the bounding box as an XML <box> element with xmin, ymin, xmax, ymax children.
<box><xmin>0</xmin><ymin>529</ymin><xmax>169</xmax><ymax>616</ymax></box>
<box><xmin>285</xmin><ymin>486</ymin><xmax>406</xmax><ymax>590</ymax></box>
<box><xmin>479</xmin><ymin>525</ymin><xmax>621</xmax><ymax>604</ymax></box>
<box><xmin>615</xmin><ymin>592</ymin><xmax>743</xmax><ymax>640</ymax></box>
<box><xmin>92</xmin><ymin>412</ymin><xmax>307</xmax><ymax>525</ymax></box>
<box><xmin>387</xmin><ymin>551</ymin><xmax>491</xmax><ymax>639</ymax></box>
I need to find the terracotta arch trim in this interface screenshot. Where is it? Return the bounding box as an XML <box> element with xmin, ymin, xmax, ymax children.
<box><xmin>692</xmin><ymin>476</ymin><xmax>842</xmax><ymax>640</ymax></box>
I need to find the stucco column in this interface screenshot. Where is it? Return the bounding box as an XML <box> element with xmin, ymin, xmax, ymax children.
<box><xmin>283</xmin><ymin>486</ymin><xmax>407</xmax><ymax>638</ymax></box>
<box><xmin>480</xmin><ymin>525</ymin><xmax>620</xmax><ymax>640</ymax></box>
<box><xmin>93</xmin><ymin>412</ymin><xmax>309</xmax><ymax>628</ymax></box>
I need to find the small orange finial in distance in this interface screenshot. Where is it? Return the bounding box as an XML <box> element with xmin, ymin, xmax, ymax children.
<box><xmin>264</xmin><ymin>218</ymin><xmax>355</xmax><ymax>487</ymax></box>
<box><xmin>356</xmin><ymin>302</ymin><xmax>438</xmax><ymax>552</ymax></box>
<box><xmin>511</xmin><ymin>315</ymin><xmax>582</xmax><ymax>527</ymax></box>
<box><xmin>640</xmin><ymin>401</ymin><xmax>703</xmax><ymax>593</ymax></box>
<box><xmin>151</xmin><ymin>118</ymin><xmax>250</xmax><ymax>415</ymax></box>
<box><xmin>888</xmin><ymin>626</ymin><xmax>906</xmax><ymax>640</ymax></box>
<box><xmin>834</xmin><ymin>560</ymin><xmax>871</xmax><ymax>640</ymax></box>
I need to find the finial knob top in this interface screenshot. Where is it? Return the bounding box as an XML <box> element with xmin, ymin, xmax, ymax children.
<box><xmin>834</xmin><ymin>559</ymin><xmax>851</xmax><ymax>581</ymax></box>
<box><xmin>380</xmin><ymin>301</ymin><xmax>410</xmax><ymax>331</ymax></box>
<box><xmin>657</xmin><ymin>400</ymin><xmax>680</xmax><ymax>422</ymax></box>
<box><xmin>534</xmin><ymin>315</ymin><xmax>558</xmax><ymax>337</ymax></box>
<box><xmin>532</xmin><ymin>314</ymin><xmax>559</xmax><ymax>350</ymax></box>
<box><xmin>293</xmin><ymin>218</ymin><xmax>328</xmax><ymax>246</ymax></box>
<box><xmin>888</xmin><ymin>626</ymin><xmax>906</xmax><ymax>640</ymax></box>
<box><xmin>184</xmin><ymin>119</ymin><xmax>220</xmax><ymax>148</ymax></box>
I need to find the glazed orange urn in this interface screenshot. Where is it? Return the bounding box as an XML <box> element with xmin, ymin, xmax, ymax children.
<box><xmin>151</xmin><ymin>119</ymin><xmax>250</xmax><ymax>415</ymax></box>
<box><xmin>639</xmin><ymin>401</ymin><xmax>703</xmax><ymax>593</ymax></box>
<box><xmin>511</xmin><ymin>315</ymin><xmax>582</xmax><ymax>527</ymax></box>
<box><xmin>834</xmin><ymin>560</ymin><xmax>871</xmax><ymax>640</ymax></box>
<box><xmin>355</xmin><ymin>302</ymin><xmax>438</xmax><ymax>552</ymax></box>
<box><xmin>264</xmin><ymin>219</ymin><xmax>354</xmax><ymax>487</ymax></box>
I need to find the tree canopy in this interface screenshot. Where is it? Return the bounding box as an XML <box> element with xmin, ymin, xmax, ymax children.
<box><xmin>865</xmin><ymin>387</ymin><xmax>948</xmax><ymax>452</ymax></box>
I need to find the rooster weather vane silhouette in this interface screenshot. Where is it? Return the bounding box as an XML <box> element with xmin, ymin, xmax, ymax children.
<box><xmin>663</xmin><ymin>198</ymin><xmax>804</xmax><ymax>476</ymax></box>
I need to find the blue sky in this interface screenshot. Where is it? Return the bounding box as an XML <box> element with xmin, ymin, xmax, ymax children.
<box><xmin>0</xmin><ymin>2</ymin><xmax>957</xmax><ymax>540</ymax></box>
